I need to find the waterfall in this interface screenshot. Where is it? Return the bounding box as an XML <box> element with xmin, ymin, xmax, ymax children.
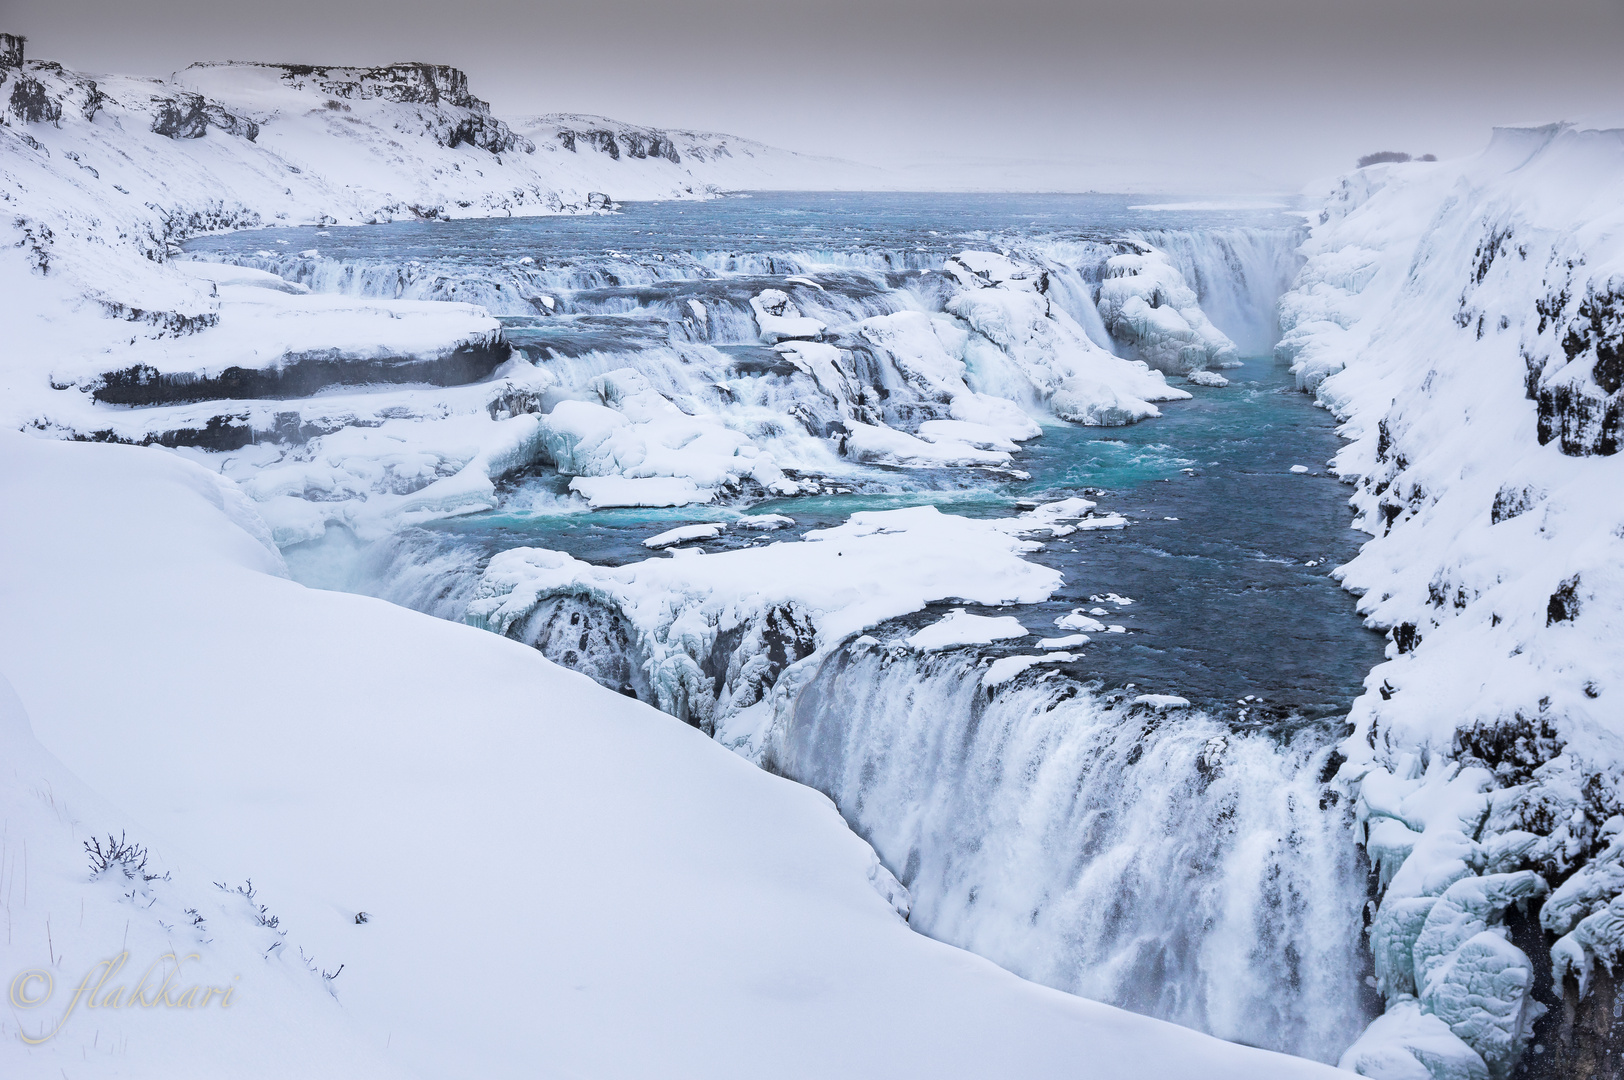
<box><xmin>781</xmin><ymin>645</ymin><xmax>1374</xmax><ymax>1063</ymax></box>
<box><xmin>1131</xmin><ymin>228</ymin><xmax>1306</xmax><ymax>355</ymax></box>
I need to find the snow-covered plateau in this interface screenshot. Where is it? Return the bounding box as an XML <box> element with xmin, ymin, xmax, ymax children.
<box><xmin>6</xmin><ymin>26</ymin><xmax>1623</xmax><ymax>1080</ymax></box>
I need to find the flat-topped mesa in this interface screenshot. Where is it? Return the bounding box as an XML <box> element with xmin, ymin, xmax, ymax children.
<box><xmin>183</xmin><ymin>61</ymin><xmax>531</xmax><ymax>155</ymax></box>
<box><xmin>189</xmin><ymin>60</ymin><xmax>493</xmax><ymax>113</ymax></box>
<box><xmin>0</xmin><ymin>33</ymin><xmax>24</xmax><ymax>69</ymax></box>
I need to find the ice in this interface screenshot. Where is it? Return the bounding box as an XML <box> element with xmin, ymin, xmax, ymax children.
<box><xmin>644</xmin><ymin>522</ymin><xmax>726</xmax><ymax>548</ymax></box>
<box><xmin>734</xmin><ymin>513</ymin><xmax>796</xmax><ymax>530</ymax></box>
<box><xmin>1339</xmin><ymin>999</ymin><xmax>1489</xmax><ymax>1080</ymax></box>
<box><xmin>750</xmin><ymin>288</ymin><xmax>827</xmax><ymax>342</ymax></box>
<box><xmin>907</xmin><ymin>609</ymin><xmax>1030</xmax><ymax>651</ymax></box>
<box><xmin>1055</xmin><ymin>611</ymin><xmax>1108</xmax><ymax>632</ymax></box>
<box><xmin>1133</xmin><ymin>694</ymin><xmax>1191</xmax><ymax>709</ymax></box>
<box><xmin>1095</xmin><ymin>247</ymin><xmax>1240</xmax><ymax>373</ymax></box>
<box><xmin>465</xmin><ymin>505</ymin><xmax>1061</xmax><ymax>750</ymax></box>
<box><xmin>569</xmin><ymin>476</ymin><xmax>715</xmax><ymax>508</ymax></box>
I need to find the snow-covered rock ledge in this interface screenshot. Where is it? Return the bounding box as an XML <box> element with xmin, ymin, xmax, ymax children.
<box><xmin>462</xmin><ymin>500</ymin><xmax>1122</xmax><ymax>761</ymax></box>
<box><xmin>1280</xmin><ymin>124</ymin><xmax>1624</xmax><ymax>1079</ymax></box>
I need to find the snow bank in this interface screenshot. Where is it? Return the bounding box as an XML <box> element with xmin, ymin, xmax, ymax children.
<box><xmin>907</xmin><ymin>609</ymin><xmax>1030</xmax><ymax>650</ymax></box>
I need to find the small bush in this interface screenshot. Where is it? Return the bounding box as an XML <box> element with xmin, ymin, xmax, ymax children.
<box><xmin>85</xmin><ymin>831</ymin><xmax>161</xmax><ymax>881</ymax></box>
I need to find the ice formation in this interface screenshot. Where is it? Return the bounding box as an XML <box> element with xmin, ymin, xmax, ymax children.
<box><xmin>464</xmin><ymin>505</ymin><xmax>1064</xmax><ymax>754</ymax></box>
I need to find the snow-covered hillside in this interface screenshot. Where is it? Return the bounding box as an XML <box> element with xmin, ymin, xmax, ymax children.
<box><xmin>1276</xmin><ymin>124</ymin><xmax>1624</xmax><ymax>1079</ymax></box>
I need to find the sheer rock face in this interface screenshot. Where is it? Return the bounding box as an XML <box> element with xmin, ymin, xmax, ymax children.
<box><xmin>0</xmin><ymin>32</ymin><xmax>24</xmax><ymax>69</ymax></box>
<box><xmin>557</xmin><ymin>125</ymin><xmax>682</xmax><ymax>164</ymax></box>
<box><xmin>1525</xmin><ymin>279</ymin><xmax>1624</xmax><ymax>457</ymax></box>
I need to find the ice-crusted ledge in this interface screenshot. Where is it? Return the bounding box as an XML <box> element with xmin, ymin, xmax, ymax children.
<box><xmin>461</xmin><ymin>500</ymin><xmax>1127</xmax><ymax>761</ymax></box>
<box><xmin>1279</xmin><ymin>124</ymin><xmax>1624</xmax><ymax>1078</ymax></box>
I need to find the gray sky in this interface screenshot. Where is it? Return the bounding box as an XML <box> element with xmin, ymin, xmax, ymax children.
<box><xmin>6</xmin><ymin>0</ymin><xmax>1624</xmax><ymax>191</ymax></box>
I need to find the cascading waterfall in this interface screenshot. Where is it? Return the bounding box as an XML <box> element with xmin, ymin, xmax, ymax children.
<box><xmin>782</xmin><ymin>645</ymin><xmax>1374</xmax><ymax>1063</ymax></box>
<box><xmin>1130</xmin><ymin>227</ymin><xmax>1307</xmax><ymax>354</ymax></box>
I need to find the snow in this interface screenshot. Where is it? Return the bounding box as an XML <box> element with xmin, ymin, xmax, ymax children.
<box><xmin>981</xmin><ymin>655</ymin><xmax>1047</xmax><ymax>686</ymax></box>
<box><xmin>643</xmin><ymin>522</ymin><xmax>726</xmax><ymax>548</ymax></box>
<box><xmin>750</xmin><ymin>288</ymin><xmax>827</xmax><ymax>342</ymax></box>
<box><xmin>1134</xmin><ymin>694</ymin><xmax>1192</xmax><ymax>709</ymax></box>
<box><xmin>465</xmin><ymin>505</ymin><xmax>1062</xmax><ymax>756</ymax></box>
<box><xmin>1055</xmin><ymin>611</ymin><xmax>1108</xmax><ymax>633</ymax></box>
<box><xmin>907</xmin><ymin>609</ymin><xmax>1030</xmax><ymax>651</ymax></box>
<box><xmin>1292</xmin><ymin>124</ymin><xmax>1624</xmax><ymax>1079</ymax></box>
<box><xmin>0</xmin><ymin>434</ymin><xmax>1344</xmax><ymax>1079</ymax></box>
<box><xmin>568</xmin><ymin>475</ymin><xmax>715</xmax><ymax>509</ymax></box>
<box><xmin>734</xmin><ymin>513</ymin><xmax>796</xmax><ymax>530</ymax></box>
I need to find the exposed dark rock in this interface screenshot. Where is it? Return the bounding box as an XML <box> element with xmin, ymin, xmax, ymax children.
<box><xmin>1548</xmin><ymin>575</ymin><xmax>1583</xmax><ymax>625</ymax></box>
<box><xmin>556</xmin><ymin>126</ymin><xmax>680</xmax><ymax>164</ymax></box>
<box><xmin>1392</xmin><ymin>622</ymin><xmax>1422</xmax><ymax>654</ymax></box>
<box><xmin>149</xmin><ymin>92</ymin><xmax>259</xmax><ymax>142</ymax></box>
<box><xmin>212</xmin><ymin>62</ymin><xmax>530</xmax><ymax>154</ymax></box>
<box><xmin>1537</xmin><ymin>938</ymin><xmax>1624</xmax><ymax>1079</ymax></box>
<box><xmin>0</xmin><ymin>33</ymin><xmax>24</xmax><ymax>69</ymax></box>
<box><xmin>92</xmin><ymin>339</ymin><xmax>511</xmax><ymax>405</ymax></box>
<box><xmin>1527</xmin><ymin>279</ymin><xmax>1623</xmax><ymax>456</ymax></box>
<box><xmin>96</xmin><ymin>301</ymin><xmax>219</xmax><ymax>337</ymax></box>
<box><xmin>8</xmin><ymin>75</ymin><xmax>61</xmax><ymax>125</ymax></box>
<box><xmin>1452</xmin><ymin>714</ymin><xmax>1565</xmax><ymax>788</ymax></box>
<box><xmin>585</xmin><ymin>191</ymin><xmax>613</xmax><ymax>210</ymax></box>
<box><xmin>1493</xmin><ymin>484</ymin><xmax>1540</xmax><ymax>524</ymax></box>
<box><xmin>70</xmin><ymin>414</ymin><xmax>253</xmax><ymax>452</ymax></box>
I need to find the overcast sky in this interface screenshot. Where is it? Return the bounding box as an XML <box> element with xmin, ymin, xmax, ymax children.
<box><xmin>6</xmin><ymin>0</ymin><xmax>1624</xmax><ymax>191</ymax></box>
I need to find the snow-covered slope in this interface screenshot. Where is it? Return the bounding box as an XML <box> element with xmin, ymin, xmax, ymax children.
<box><xmin>1276</xmin><ymin>124</ymin><xmax>1624</xmax><ymax>1079</ymax></box>
<box><xmin>0</xmin><ymin>432</ymin><xmax>1346</xmax><ymax>1079</ymax></box>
